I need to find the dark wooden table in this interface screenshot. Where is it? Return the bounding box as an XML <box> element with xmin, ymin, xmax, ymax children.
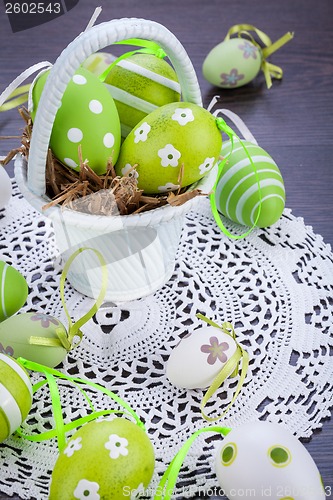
<box><xmin>1</xmin><ymin>0</ymin><xmax>332</xmax><ymax>498</ymax></box>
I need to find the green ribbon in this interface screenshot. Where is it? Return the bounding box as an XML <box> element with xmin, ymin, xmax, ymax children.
<box><xmin>196</xmin><ymin>314</ymin><xmax>249</xmax><ymax>422</ymax></box>
<box><xmin>210</xmin><ymin>117</ymin><xmax>262</xmax><ymax>239</ymax></box>
<box><xmin>0</xmin><ymin>84</ymin><xmax>30</xmax><ymax>111</ymax></box>
<box><xmin>29</xmin><ymin>247</ymin><xmax>108</xmax><ymax>351</ymax></box>
<box><xmin>16</xmin><ymin>357</ymin><xmax>145</xmax><ymax>452</ymax></box>
<box><xmin>225</xmin><ymin>24</ymin><xmax>294</xmax><ymax>89</ymax></box>
<box><xmin>154</xmin><ymin>426</ymin><xmax>231</xmax><ymax>500</ymax></box>
<box><xmin>98</xmin><ymin>38</ymin><xmax>167</xmax><ymax>83</ymax></box>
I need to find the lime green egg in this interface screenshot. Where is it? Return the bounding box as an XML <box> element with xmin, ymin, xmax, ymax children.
<box><xmin>215</xmin><ymin>140</ymin><xmax>285</xmax><ymax>228</ymax></box>
<box><xmin>104</xmin><ymin>53</ymin><xmax>181</xmax><ymax>138</ymax></box>
<box><xmin>0</xmin><ymin>353</ymin><xmax>33</xmax><ymax>443</ymax></box>
<box><xmin>0</xmin><ymin>261</ymin><xmax>28</xmax><ymax>322</ymax></box>
<box><xmin>0</xmin><ymin>312</ymin><xmax>67</xmax><ymax>368</ymax></box>
<box><xmin>115</xmin><ymin>102</ymin><xmax>222</xmax><ymax>194</ymax></box>
<box><xmin>49</xmin><ymin>417</ymin><xmax>155</xmax><ymax>499</ymax></box>
<box><xmin>30</xmin><ymin>67</ymin><xmax>121</xmax><ymax>174</ymax></box>
<box><xmin>202</xmin><ymin>38</ymin><xmax>262</xmax><ymax>88</ymax></box>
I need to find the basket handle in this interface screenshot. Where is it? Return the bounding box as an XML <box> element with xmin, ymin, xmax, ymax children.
<box><xmin>27</xmin><ymin>17</ymin><xmax>202</xmax><ymax>196</ymax></box>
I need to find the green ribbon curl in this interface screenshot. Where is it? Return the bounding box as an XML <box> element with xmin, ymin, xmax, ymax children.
<box><xmin>28</xmin><ymin>247</ymin><xmax>108</xmax><ymax>352</ymax></box>
<box><xmin>225</xmin><ymin>24</ymin><xmax>294</xmax><ymax>89</ymax></box>
<box><xmin>154</xmin><ymin>426</ymin><xmax>231</xmax><ymax>500</ymax></box>
<box><xmin>196</xmin><ymin>314</ymin><xmax>249</xmax><ymax>422</ymax></box>
<box><xmin>16</xmin><ymin>357</ymin><xmax>145</xmax><ymax>452</ymax></box>
<box><xmin>0</xmin><ymin>84</ymin><xmax>31</xmax><ymax>112</ymax></box>
<box><xmin>211</xmin><ymin>116</ymin><xmax>262</xmax><ymax>239</ymax></box>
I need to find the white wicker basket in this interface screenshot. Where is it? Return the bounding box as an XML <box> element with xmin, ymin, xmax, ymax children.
<box><xmin>15</xmin><ymin>18</ymin><xmax>217</xmax><ymax>302</ymax></box>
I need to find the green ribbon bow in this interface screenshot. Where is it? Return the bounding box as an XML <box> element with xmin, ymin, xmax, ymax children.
<box><xmin>29</xmin><ymin>247</ymin><xmax>108</xmax><ymax>352</ymax></box>
<box><xmin>196</xmin><ymin>314</ymin><xmax>249</xmax><ymax>422</ymax></box>
<box><xmin>98</xmin><ymin>38</ymin><xmax>167</xmax><ymax>83</ymax></box>
<box><xmin>225</xmin><ymin>24</ymin><xmax>294</xmax><ymax>88</ymax></box>
<box><xmin>16</xmin><ymin>357</ymin><xmax>145</xmax><ymax>452</ymax></box>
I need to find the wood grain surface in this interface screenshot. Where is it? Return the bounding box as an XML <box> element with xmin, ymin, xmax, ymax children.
<box><xmin>0</xmin><ymin>0</ymin><xmax>332</xmax><ymax>498</ymax></box>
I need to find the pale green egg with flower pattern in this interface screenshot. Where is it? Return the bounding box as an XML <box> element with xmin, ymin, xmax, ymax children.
<box><xmin>203</xmin><ymin>38</ymin><xmax>262</xmax><ymax>88</ymax></box>
<box><xmin>104</xmin><ymin>53</ymin><xmax>181</xmax><ymax>139</ymax></box>
<box><xmin>0</xmin><ymin>312</ymin><xmax>67</xmax><ymax>368</ymax></box>
<box><xmin>115</xmin><ymin>102</ymin><xmax>222</xmax><ymax>194</ymax></box>
<box><xmin>30</xmin><ymin>67</ymin><xmax>121</xmax><ymax>174</ymax></box>
<box><xmin>49</xmin><ymin>417</ymin><xmax>155</xmax><ymax>500</ymax></box>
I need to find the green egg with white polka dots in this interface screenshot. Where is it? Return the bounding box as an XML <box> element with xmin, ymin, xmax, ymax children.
<box><xmin>49</xmin><ymin>417</ymin><xmax>155</xmax><ymax>499</ymax></box>
<box><xmin>115</xmin><ymin>101</ymin><xmax>222</xmax><ymax>194</ymax></box>
<box><xmin>30</xmin><ymin>67</ymin><xmax>121</xmax><ymax>174</ymax></box>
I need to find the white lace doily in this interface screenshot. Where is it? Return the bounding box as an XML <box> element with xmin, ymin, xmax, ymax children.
<box><xmin>0</xmin><ymin>181</ymin><xmax>333</xmax><ymax>499</ymax></box>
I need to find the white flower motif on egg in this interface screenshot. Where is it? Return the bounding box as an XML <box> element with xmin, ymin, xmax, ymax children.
<box><xmin>172</xmin><ymin>107</ymin><xmax>194</xmax><ymax>126</ymax></box>
<box><xmin>64</xmin><ymin>437</ymin><xmax>82</xmax><ymax>458</ymax></box>
<box><xmin>130</xmin><ymin>483</ymin><xmax>145</xmax><ymax>499</ymax></box>
<box><xmin>73</xmin><ymin>479</ymin><xmax>100</xmax><ymax>500</ymax></box>
<box><xmin>199</xmin><ymin>157</ymin><xmax>215</xmax><ymax>175</ymax></box>
<box><xmin>134</xmin><ymin>122</ymin><xmax>151</xmax><ymax>143</ymax></box>
<box><xmin>158</xmin><ymin>144</ymin><xmax>181</xmax><ymax>167</ymax></box>
<box><xmin>158</xmin><ymin>182</ymin><xmax>180</xmax><ymax>193</ymax></box>
<box><xmin>104</xmin><ymin>433</ymin><xmax>129</xmax><ymax>459</ymax></box>
<box><xmin>121</xmin><ymin>163</ymin><xmax>139</xmax><ymax>180</ymax></box>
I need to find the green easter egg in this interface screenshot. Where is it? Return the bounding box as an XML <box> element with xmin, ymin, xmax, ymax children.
<box><xmin>49</xmin><ymin>417</ymin><xmax>155</xmax><ymax>499</ymax></box>
<box><xmin>202</xmin><ymin>38</ymin><xmax>262</xmax><ymax>88</ymax></box>
<box><xmin>215</xmin><ymin>140</ymin><xmax>285</xmax><ymax>228</ymax></box>
<box><xmin>104</xmin><ymin>53</ymin><xmax>181</xmax><ymax>138</ymax></box>
<box><xmin>0</xmin><ymin>353</ymin><xmax>32</xmax><ymax>442</ymax></box>
<box><xmin>0</xmin><ymin>261</ymin><xmax>28</xmax><ymax>322</ymax></box>
<box><xmin>30</xmin><ymin>67</ymin><xmax>121</xmax><ymax>174</ymax></box>
<box><xmin>0</xmin><ymin>312</ymin><xmax>67</xmax><ymax>368</ymax></box>
<box><xmin>82</xmin><ymin>51</ymin><xmax>116</xmax><ymax>77</ymax></box>
<box><xmin>115</xmin><ymin>102</ymin><xmax>222</xmax><ymax>194</ymax></box>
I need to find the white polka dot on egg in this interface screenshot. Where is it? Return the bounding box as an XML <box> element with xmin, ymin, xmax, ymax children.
<box><xmin>89</xmin><ymin>100</ymin><xmax>103</xmax><ymax>114</ymax></box>
<box><xmin>67</xmin><ymin>128</ymin><xmax>83</xmax><ymax>143</ymax></box>
<box><xmin>103</xmin><ymin>133</ymin><xmax>115</xmax><ymax>148</ymax></box>
<box><xmin>64</xmin><ymin>158</ymin><xmax>78</xmax><ymax>169</ymax></box>
<box><xmin>72</xmin><ymin>75</ymin><xmax>87</xmax><ymax>85</ymax></box>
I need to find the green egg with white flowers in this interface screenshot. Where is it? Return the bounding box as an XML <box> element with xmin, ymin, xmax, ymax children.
<box><xmin>30</xmin><ymin>67</ymin><xmax>121</xmax><ymax>174</ymax></box>
<box><xmin>49</xmin><ymin>417</ymin><xmax>155</xmax><ymax>499</ymax></box>
<box><xmin>215</xmin><ymin>139</ymin><xmax>285</xmax><ymax>228</ymax></box>
<box><xmin>0</xmin><ymin>312</ymin><xmax>68</xmax><ymax>368</ymax></box>
<box><xmin>115</xmin><ymin>101</ymin><xmax>222</xmax><ymax>194</ymax></box>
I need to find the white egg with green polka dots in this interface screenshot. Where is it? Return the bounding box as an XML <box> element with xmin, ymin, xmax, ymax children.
<box><xmin>30</xmin><ymin>67</ymin><xmax>121</xmax><ymax>175</ymax></box>
<box><xmin>215</xmin><ymin>421</ymin><xmax>326</xmax><ymax>500</ymax></box>
<box><xmin>115</xmin><ymin>102</ymin><xmax>222</xmax><ymax>194</ymax></box>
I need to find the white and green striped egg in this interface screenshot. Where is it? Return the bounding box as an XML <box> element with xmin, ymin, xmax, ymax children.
<box><xmin>104</xmin><ymin>53</ymin><xmax>181</xmax><ymax>138</ymax></box>
<box><xmin>0</xmin><ymin>354</ymin><xmax>33</xmax><ymax>443</ymax></box>
<box><xmin>115</xmin><ymin>102</ymin><xmax>222</xmax><ymax>194</ymax></box>
<box><xmin>30</xmin><ymin>67</ymin><xmax>121</xmax><ymax>174</ymax></box>
<box><xmin>215</xmin><ymin>140</ymin><xmax>285</xmax><ymax>228</ymax></box>
<box><xmin>0</xmin><ymin>261</ymin><xmax>28</xmax><ymax>322</ymax></box>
